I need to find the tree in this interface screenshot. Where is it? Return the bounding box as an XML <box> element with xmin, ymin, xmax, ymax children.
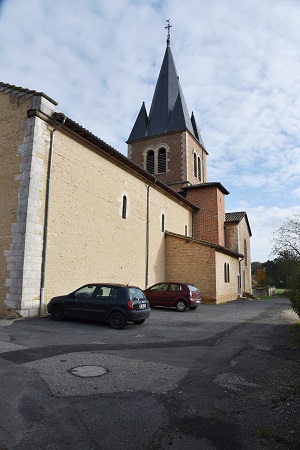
<box><xmin>255</xmin><ymin>268</ymin><xmax>267</xmax><ymax>285</ymax></box>
<box><xmin>272</xmin><ymin>211</ymin><xmax>300</xmax><ymax>260</ymax></box>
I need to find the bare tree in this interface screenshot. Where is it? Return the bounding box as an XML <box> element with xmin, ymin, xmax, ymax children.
<box><xmin>272</xmin><ymin>211</ymin><xmax>300</xmax><ymax>260</ymax></box>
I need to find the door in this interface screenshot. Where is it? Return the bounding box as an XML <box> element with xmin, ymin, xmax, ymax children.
<box><xmin>147</xmin><ymin>283</ymin><xmax>170</xmax><ymax>306</ymax></box>
<box><xmin>88</xmin><ymin>285</ymin><xmax>117</xmax><ymax>320</ymax></box>
<box><xmin>65</xmin><ymin>284</ymin><xmax>97</xmax><ymax>319</ymax></box>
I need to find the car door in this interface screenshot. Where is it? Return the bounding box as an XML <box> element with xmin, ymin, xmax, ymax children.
<box><xmin>147</xmin><ymin>283</ymin><xmax>169</xmax><ymax>306</ymax></box>
<box><xmin>166</xmin><ymin>283</ymin><xmax>182</xmax><ymax>306</ymax></box>
<box><xmin>65</xmin><ymin>284</ymin><xmax>97</xmax><ymax>319</ymax></box>
<box><xmin>88</xmin><ymin>285</ymin><xmax>117</xmax><ymax>320</ymax></box>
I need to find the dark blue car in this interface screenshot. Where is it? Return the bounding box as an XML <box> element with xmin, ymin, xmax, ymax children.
<box><xmin>47</xmin><ymin>283</ymin><xmax>151</xmax><ymax>329</ymax></box>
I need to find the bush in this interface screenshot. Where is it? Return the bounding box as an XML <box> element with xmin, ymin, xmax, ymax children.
<box><xmin>287</xmin><ymin>289</ymin><xmax>300</xmax><ymax>318</ymax></box>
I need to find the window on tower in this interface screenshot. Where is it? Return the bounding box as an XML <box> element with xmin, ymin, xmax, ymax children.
<box><xmin>158</xmin><ymin>147</ymin><xmax>166</xmax><ymax>173</ymax></box>
<box><xmin>198</xmin><ymin>156</ymin><xmax>202</xmax><ymax>181</ymax></box>
<box><xmin>193</xmin><ymin>153</ymin><xmax>197</xmax><ymax>177</ymax></box>
<box><xmin>146</xmin><ymin>150</ymin><xmax>155</xmax><ymax>174</ymax></box>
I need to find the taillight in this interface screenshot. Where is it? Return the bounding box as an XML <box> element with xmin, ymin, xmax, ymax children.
<box><xmin>128</xmin><ymin>300</ymin><xmax>135</xmax><ymax>310</ymax></box>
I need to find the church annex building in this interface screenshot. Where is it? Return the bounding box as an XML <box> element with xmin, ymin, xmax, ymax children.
<box><xmin>0</xmin><ymin>36</ymin><xmax>252</xmax><ymax>317</ymax></box>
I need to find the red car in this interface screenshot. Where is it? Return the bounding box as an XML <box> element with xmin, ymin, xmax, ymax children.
<box><xmin>143</xmin><ymin>282</ymin><xmax>201</xmax><ymax>312</ymax></box>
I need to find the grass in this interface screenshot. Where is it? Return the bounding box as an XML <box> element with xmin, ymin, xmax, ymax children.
<box><xmin>291</xmin><ymin>322</ymin><xmax>300</xmax><ymax>342</ymax></box>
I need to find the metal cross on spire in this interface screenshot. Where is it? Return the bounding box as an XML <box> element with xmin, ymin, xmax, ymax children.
<box><xmin>165</xmin><ymin>19</ymin><xmax>172</xmax><ymax>46</ymax></box>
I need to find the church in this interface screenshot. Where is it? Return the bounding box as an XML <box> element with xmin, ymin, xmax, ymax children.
<box><xmin>0</xmin><ymin>30</ymin><xmax>252</xmax><ymax>317</ymax></box>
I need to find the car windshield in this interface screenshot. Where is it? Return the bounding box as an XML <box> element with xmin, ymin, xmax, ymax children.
<box><xmin>129</xmin><ymin>288</ymin><xmax>145</xmax><ymax>300</ymax></box>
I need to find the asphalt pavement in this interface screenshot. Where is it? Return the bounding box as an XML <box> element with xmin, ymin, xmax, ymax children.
<box><xmin>0</xmin><ymin>297</ymin><xmax>299</xmax><ymax>449</ymax></box>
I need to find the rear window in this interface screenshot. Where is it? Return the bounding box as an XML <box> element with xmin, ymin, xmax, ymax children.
<box><xmin>128</xmin><ymin>288</ymin><xmax>146</xmax><ymax>300</ymax></box>
<box><xmin>187</xmin><ymin>284</ymin><xmax>199</xmax><ymax>292</ymax></box>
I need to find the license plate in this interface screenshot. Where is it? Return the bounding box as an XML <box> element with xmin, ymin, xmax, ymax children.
<box><xmin>139</xmin><ymin>303</ymin><xmax>146</xmax><ymax>309</ymax></box>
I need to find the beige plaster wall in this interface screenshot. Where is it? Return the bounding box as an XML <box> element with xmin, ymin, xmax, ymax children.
<box><xmin>237</xmin><ymin>217</ymin><xmax>252</xmax><ymax>294</ymax></box>
<box><xmin>43</xmin><ymin>131</ymin><xmax>192</xmax><ymax>303</ymax></box>
<box><xmin>215</xmin><ymin>252</ymin><xmax>240</xmax><ymax>303</ymax></box>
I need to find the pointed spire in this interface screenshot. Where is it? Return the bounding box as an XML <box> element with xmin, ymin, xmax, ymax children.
<box><xmin>127</xmin><ymin>30</ymin><xmax>204</xmax><ymax>144</ymax></box>
<box><xmin>191</xmin><ymin>112</ymin><xmax>206</xmax><ymax>149</ymax></box>
<box><xmin>127</xmin><ymin>102</ymin><xmax>148</xmax><ymax>142</ymax></box>
<box><xmin>168</xmin><ymin>92</ymin><xmax>194</xmax><ymax>135</ymax></box>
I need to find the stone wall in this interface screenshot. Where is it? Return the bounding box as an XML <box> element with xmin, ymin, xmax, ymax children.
<box><xmin>0</xmin><ymin>89</ymin><xmax>57</xmax><ymax>316</ymax></box>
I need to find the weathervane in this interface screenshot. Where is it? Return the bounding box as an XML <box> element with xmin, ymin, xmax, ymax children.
<box><xmin>165</xmin><ymin>19</ymin><xmax>172</xmax><ymax>46</ymax></box>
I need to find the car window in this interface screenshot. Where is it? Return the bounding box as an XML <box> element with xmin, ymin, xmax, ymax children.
<box><xmin>129</xmin><ymin>288</ymin><xmax>146</xmax><ymax>300</ymax></box>
<box><xmin>169</xmin><ymin>284</ymin><xmax>182</xmax><ymax>291</ymax></box>
<box><xmin>187</xmin><ymin>284</ymin><xmax>199</xmax><ymax>292</ymax></box>
<box><xmin>150</xmin><ymin>283</ymin><xmax>168</xmax><ymax>292</ymax></box>
<box><xmin>95</xmin><ymin>286</ymin><xmax>117</xmax><ymax>298</ymax></box>
<box><xmin>74</xmin><ymin>285</ymin><xmax>97</xmax><ymax>298</ymax></box>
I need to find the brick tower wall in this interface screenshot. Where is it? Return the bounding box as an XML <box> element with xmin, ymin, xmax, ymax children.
<box><xmin>128</xmin><ymin>131</ymin><xmax>207</xmax><ymax>192</ymax></box>
<box><xmin>186</xmin><ymin>186</ymin><xmax>226</xmax><ymax>246</ymax></box>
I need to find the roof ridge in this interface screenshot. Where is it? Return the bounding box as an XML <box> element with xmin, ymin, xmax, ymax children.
<box><xmin>0</xmin><ymin>82</ymin><xmax>57</xmax><ymax>105</ymax></box>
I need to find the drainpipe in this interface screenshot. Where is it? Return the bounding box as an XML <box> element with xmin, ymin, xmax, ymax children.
<box><xmin>40</xmin><ymin>115</ymin><xmax>66</xmax><ymax>317</ymax></box>
<box><xmin>145</xmin><ymin>180</ymin><xmax>157</xmax><ymax>288</ymax></box>
<box><xmin>145</xmin><ymin>184</ymin><xmax>150</xmax><ymax>289</ymax></box>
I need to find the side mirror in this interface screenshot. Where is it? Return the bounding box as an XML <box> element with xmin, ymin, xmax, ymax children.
<box><xmin>69</xmin><ymin>292</ymin><xmax>75</xmax><ymax>298</ymax></box>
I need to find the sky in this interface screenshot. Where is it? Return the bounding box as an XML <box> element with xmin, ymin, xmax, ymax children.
<box><xmin>1</xmin><ymin>0</ymin><xmax>300</xmax><ymax>262</ymax></box>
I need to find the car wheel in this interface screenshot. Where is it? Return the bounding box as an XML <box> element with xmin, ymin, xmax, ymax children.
<box><xmin>176</xmin><ymin>300</ymin><xmax>187</xmax><ymax>312</ymax></box>
<box><xmin>109</xmin><ymin>311</ymin><xmax>126</xmax><ymax>329</ymax></box>
<box><xmin>133</xmin><ymin>319</ymin><xmax>145</xmax><ymax>325</ymax></box>
<box><xmin>51</xmin><ymin>305</ymin><xmax>65</xmax><ymax>321</ymax></box>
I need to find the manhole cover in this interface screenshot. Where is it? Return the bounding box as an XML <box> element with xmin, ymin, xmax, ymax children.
<box><xmin>69</xmin><ymin>365</ymin><xmax>108</xmax><ymax>378</ymax></box>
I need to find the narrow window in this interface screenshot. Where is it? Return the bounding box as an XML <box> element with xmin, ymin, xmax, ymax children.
<box><xmin>198</xmin><ymin>156</ymin><xmax>202</xmax><ymax>181</ymax></box>
<box><xmin>224</xmin><ymin>263</ymin><xmax>230</xmax><ymax>283</ymax></box>
<box><xmin>185</xmin><ymin>225</ymin><xmax>188</xmax><ymax>237</ymax></box>
<box><xmin>122</xmin><ymin>195</ymin><xmax>127</xmax><ymax>219</ymax></box>
<box><xmin>158</xmin><ymin>147</ymin><xmax>166</xmax><ymax>173</ymax></box>
<box><xmin>146</xmin><ymin>150</ymin><xmax>154</xmax><ymax>174</ymax></box>
<box><xmin>161</xmin><ymin>214</ymin><xmax>165</xmax><ymax>232</ymax></box>
<box><xmin>193</xmin><ymin>153</ymin><xmax>197</xmax><ymax>177</ymax></box>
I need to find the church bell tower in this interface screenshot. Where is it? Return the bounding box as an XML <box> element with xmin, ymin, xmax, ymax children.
<box><xmin>127</xmin><ymin>21</ymin><xmax>208</xmax><ymax>193</ymax></box>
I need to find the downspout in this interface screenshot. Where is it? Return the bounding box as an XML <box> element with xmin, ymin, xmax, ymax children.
<box><xmin>145</xmin><ymin>180</ymin><xmax>157</xmax><ymax>288</ymax></box>
<box><xmin>145</xmin><ymin>185</ymin><xmax>150</xmax><ymax>288</ymax></box>
<box><xmin>39</xmin><ymin>115</ymin><xmax>66</xmax><ymax>316</ymax></box>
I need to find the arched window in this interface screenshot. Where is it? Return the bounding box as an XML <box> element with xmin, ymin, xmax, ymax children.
<box><xmin>158</xmin><ymin>147</ymin><xmax>166</xmax><ymax>173</ymax></box>
<box><xmin>198</xmin><ymin>156</ymin><xmax>202</xmax><ymax>182</ymax></box>
<box><xmin>224</xmin><ymin>263</ymin><xmax>230</xmax><ymax>283</ymax></box>
<box><xmin>146</xmin><ymin>150</ymin><xmax>154</xmax><ymax>174</ymax></box>
<box><xmin>161</xmin><ymin>214</ymin><xmax>165</xmax><ymax>232</ymax></box>
<box><xmin>193</xmin><ymin>153</ymin><xmax>197</xmax><ymax>177</ymax></box>
<box><xmin>122</xmin><ymin>195</ymin><xmax>127</xmax><ymax>219</ymax></box>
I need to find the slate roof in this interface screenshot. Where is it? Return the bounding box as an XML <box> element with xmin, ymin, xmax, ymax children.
<box><xmin>127</xmin><ymin>45</ymin><xmax>205</xmax><ymax>148</ymax></box>
<box><xmin>0</xmin><ymin>82</ymin><xmax>57</xmax><ymax>105</ymax></box>
<box><xmin>225</xmin><ymin>212</ymin><xmax>252</xmax><ymax>237</ymax></box>
<box><xmin>182</xmin><ymin>182</ymin><xmax>230</xmax><ymax>196</ymax></box>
